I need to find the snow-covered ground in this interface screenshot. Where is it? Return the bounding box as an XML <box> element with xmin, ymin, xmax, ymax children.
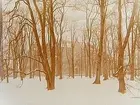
<box><xmin>0</xmin><ymin>77</ymin><xmax>140</xmax><ymax>105</ymax></box>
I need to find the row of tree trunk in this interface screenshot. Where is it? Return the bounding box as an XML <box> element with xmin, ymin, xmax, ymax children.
<box><xmin>0</xmin><ymin>0</ymin><xmax>140</xmax><ymax>94</ymax></box>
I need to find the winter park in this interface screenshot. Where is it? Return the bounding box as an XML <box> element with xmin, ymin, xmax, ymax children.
<box><xmin>0</xmin><ymin>0</ymin><xmax>140</xmax><ymax>105</ymax></box>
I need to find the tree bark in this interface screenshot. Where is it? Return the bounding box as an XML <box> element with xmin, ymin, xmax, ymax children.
<box><xmin>93</xmin><ymin>0</ymin><xmax>106</xmax><ymax>84</ymax></box>
<box><xmin>117</xmin><ymin>0</ymin><xmax>138</xmax><ymax>93</ymax></box>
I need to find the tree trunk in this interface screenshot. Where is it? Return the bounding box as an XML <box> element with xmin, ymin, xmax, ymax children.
<box><xmin>130</xmin><ymin>27</ymin><xmax>137</xmax><ymax>80</ymax></box>
<box><xmin>93</xmin><ymin>0</ymin><xmax>106</xmax><ymax>84</ymax></box>
<box><xmin>57</xmin><ymin>45</ymin><xmax>62</xmax><ymax>79</ymax></box>
<box><xmin>88</xmin><ymin>42</ymin><xmax>91</xmax><ymax>78</ymax></box>
<box><xmin>103</xmin><ymin>29</ymin><xmax>108</xmax><ymax>80</ymax></box>
<box><xmin>71</xmin><ymin>44</ymin><xmax>74</xmax><ymax>78</ymax></box>
<box><xmin>118</xmin><ymin>73</ymin><xmax>126</xmax><ymax>93</ymax></box>
<box><xmin>118</xmin><ymin>50</ymin><xmax>126</xmax><ymax>93</ymax></box>
<box><xmin>0</xmin><ymin>0</ymin><xmax>3</xmax><ymax>80</ymax></box>
<box><xmin>0</xmin><ymin>0</ymin><xmax>2</xmax><ymax>51</ymax></box>
<box><xmin>46</xmin><ymin>75</ymin><xmax>55</xmax><ymax>90</ymax></box>
<box><xmin>93</xmin><ymin>54</ymin><xmax>101</xmax><ymax>84</ymax></box>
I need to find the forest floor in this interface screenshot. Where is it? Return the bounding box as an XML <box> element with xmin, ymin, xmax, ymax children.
<box><xmin>0</xmin><ymin>76</ymin><xmax>140</xmax><ymax>105</ymax></box>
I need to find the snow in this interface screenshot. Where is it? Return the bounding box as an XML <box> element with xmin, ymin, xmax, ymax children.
<box><xmin>0</xmin><ymin>77</ymin><xmax>140</xmax><ymax>105</ymax></box>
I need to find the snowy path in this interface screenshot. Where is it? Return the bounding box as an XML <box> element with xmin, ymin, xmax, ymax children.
<box><xmin>0</xmin><ymin>77</ymin><xmax>140</xmax><ymax>105</ymax></box>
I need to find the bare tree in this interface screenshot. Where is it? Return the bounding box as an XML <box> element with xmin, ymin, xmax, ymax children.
<box><xmin>8</xmin><ymin>0</ymin><xmax>57</xmax><ymax>90</ymax></box>
<box><xmin>70</xmin><ymin>24</ymin><xmax>77</xmax><ymax>78</ymax></box>
<box><xmin>114</xmin><ymin>0</ymin><xmax>138</xmax><ymax>93</ymax></box>
<box><xmin>129</xmin><ymin>25</ymin><xmax>137</xmax><ymax>80</ymax></box>
<box><xmin>93</xmin><ymin>0</ymin><xmax>107</xmax><ymax>84</ymax></box>
<box><xmin>0</xmin><ymin>0</ymin><xmax>3</xmax><ymax>78</ymax></box>
<box><xmin>55</xmin><ymin>0</ymin><xmax>67</xmax><ymax>79</ymax></box>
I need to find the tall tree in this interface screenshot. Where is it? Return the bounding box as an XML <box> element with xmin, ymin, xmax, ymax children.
<box><xmin>70</xmin><ymin>24</ymin><xmax>76</xmax><ymax>78</ymax></box>
<box><xmin>55</xmin><ymin>0</ymin><xmax>67</xmax><ymax>79</ymax></box>
<box><xmin>93</xmin><ymin>0</ymin><xmax>107</xmax><ymax>84</ymax></box>
<box><xmin>0</xmin><ymin>0</ymin><xmax>2</xmax><ymax>50</ymax></box>
<box><xmin>129</xmin><ymin>25</ymin><xmax>137</xmax><ymax>80</ymax></box>
<box><xmin>0</xmin><ymin>0</ymin><xmax>3</xmax><ymax>78</ymax></box>
<box><xmin>24</xmin><ymin>0</ymin><xmax>56</xmax><ymax>90</ymax></box>
<box><xmin>85</xmin><ymin>1</ymin><xmax>97</xmax><ymax>78</ymax></box>
<box><xmin>115</xmin><ymin>0</ymin><xmax>138</xmax><ymax>93</ymax></box>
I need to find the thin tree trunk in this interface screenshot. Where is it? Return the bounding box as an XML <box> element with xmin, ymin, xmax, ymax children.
<box><xmin>0</xmin><ymin>0</ymin><xmax>3</xmax><ymax>80</ymax></box>
<box><xmin>71</xmin><ymin>44</ymin><xmax>74</xmax><ymax>78</ymax></box>
<box><xmin>130</xmin><ymin>27</ymin><xmax>137</xmax><ymax>80</ymax></box>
